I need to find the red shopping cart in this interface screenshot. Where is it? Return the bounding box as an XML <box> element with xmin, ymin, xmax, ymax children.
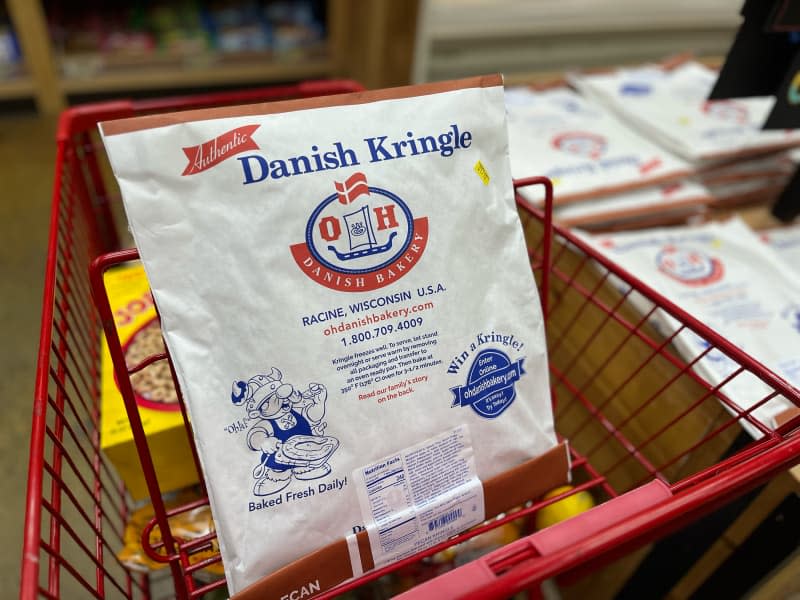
<box><xmin>21</xmin><ymin>83</ymin><xmax>800</xmax><ymax>600</ymax></box>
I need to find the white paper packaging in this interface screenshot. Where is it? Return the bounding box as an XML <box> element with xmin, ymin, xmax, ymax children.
<box><xmin>554</xmin><ymin>180</ymin><xmax>712</xmax><ymax>229</ymax></box>
<box><xmin>570</xmin><ymin>61</ymin><xmax>800</xmax><ymax>164</ymax></box>
<box><xmin>762</xmin><ymin>225</ymin><xmax>800</xmax><ymax>274</ymax></box>
<box><xmin>580</xmin><ymin>219</ymin><xmax>800</xmax><ymax>438</ymax></box>
<box><xmin>504</xmin><ymin>86</ymin><xmax>691</xmax><ymax>207</ymax></box>
<box><xmin>99</xmin><ymin>76</ymin><xmax>558</xmax><ymax>594</ymax></box>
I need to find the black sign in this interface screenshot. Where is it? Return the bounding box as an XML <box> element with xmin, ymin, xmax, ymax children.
<box><xmin>763</xmin><ymin>49</ymin><xmax>800</xmax><ymax>128</ymax></box>
<box><xmin>710</xmin><ymin>0</ymin><xmax>798</xmax><ymax>99</ymax></box>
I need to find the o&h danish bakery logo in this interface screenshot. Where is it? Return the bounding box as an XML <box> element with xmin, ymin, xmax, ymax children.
<box><xmin>290</xmin><ymin>172</ymin><xmax>429</xmax><ymax>292</ymax></box>
<box><xmin>656</xmin><ymin>245</ymin><xmax>724</xmax><ymax>286</ymax></box>
<box><xmin>552</xmin><ymin>131</ymin><xmax>607</xmax><ymax>160</ymax></box>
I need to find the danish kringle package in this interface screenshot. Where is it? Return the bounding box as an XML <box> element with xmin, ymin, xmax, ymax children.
<box><xmin>570</xmin><ymin>61</ymin><xmax>800</xmax><ymax>164</ymax></box>
<box><xmin>579</xmin><ymin>219</ymin><xmax>800</xmax><ymax>439</ymax></box>
<box><xmin>504</xmin><ymin>86</ymin><xmax>691</xmax><ymax>208</ymax></box>
<box><xmin>99</xmin><ymin>76</ymin><xmax>568</xmax><ymax>597</ymax></box>
<box><xmin>553</xmin><ymin>180</ymin><xmax>712</xmax><ymax>230</ymax></box>
<box><xmin>762</xmin><ymin>225</ymin><xmax>800</xmax><ymax>275</ymax></box>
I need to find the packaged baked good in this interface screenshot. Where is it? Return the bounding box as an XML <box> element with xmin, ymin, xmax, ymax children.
<box><xmin>99</xmin><ymin>76</ymin><xmax>568</xmax><ymax>596</ymax></box>
<box><xmin>761</xmin><ymin>224</ymin><xmax>800</xmax><ymax>274</ymax></box>
<box><xmin>553</xmin><ymin>180</ymin><xmax>711</xmax><ymax>230</ymax></box>
<box><xmin>570</xmin><ymin>60</ymin><xmax>800</xmax><ymax>164</ymax></box>
<box><xmin>580</xmin><ymin>218</ymin><xmax>800</xmax><ymax>438</ymax></box>
<box><xmin>117</xmin><ymin>487</ymin><xmax>223</xmax><ymax>580</ymax></box>
<box><xmin>505</xmin><ymin>85</ymin><xmax>691</xmax><ymax>208</ymax></box>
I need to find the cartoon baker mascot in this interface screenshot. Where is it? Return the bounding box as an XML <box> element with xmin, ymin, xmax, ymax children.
<box><xmin>231</xmin><ymin>367</ymin><xmax>339</xmax><ymax>496</ymax></box>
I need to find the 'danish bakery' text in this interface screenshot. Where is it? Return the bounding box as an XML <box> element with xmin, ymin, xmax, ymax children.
<box><xmin>238</xmin><ymin>124</ymin><xmax>473</xmax><ymax>184</ymax></box>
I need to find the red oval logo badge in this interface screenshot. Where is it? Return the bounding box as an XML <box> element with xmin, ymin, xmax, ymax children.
<box><xmin>290</xmin><ymin>172</ymin><xmax>429</xmax><ymax>292</ymax></box>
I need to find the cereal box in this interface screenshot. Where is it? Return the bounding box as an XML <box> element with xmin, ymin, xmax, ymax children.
<box><xmin>100</xmin><ymin>263</ymin><xmax>198</xmax><ymax>500</ymax></box>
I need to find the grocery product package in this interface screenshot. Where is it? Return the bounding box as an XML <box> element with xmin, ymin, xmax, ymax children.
<box><xmin>118</xmin><ymin>487</ymin><xmax>223</xmax><ymax>579</ymax></box>
<box><xmin>99</xmin><ymin>76</ymin><xmax>568</xmax><ymax>597</ymax></box>
<box><xmin>696</xmin><ymin>151</ymin><xmax>794</xmax><ymax>208</ymax></box>
<box><xmin>504</xmin><ymin>85</ymin><xmax>691</xmax><ymax>207</ymax></box>
<box><xmin>100</xmin><ymin>263</ymin><xmax>199</xmax><ymax>500</ymax></box>
<box><xmin>570</xmin><ymin>60</ymin><xmax>800</xmax><ymax>164</ymax></box>
<box><xmin>761</xmin><ymin>224</ymin><xmax>800</xmax><ymax>275</ymax></box>
<box><xmin>696</xmin><ymin>151</ymin><xmax>795</xmax><ymax>186</ymax></box>
<box><xmin>705</xmin><ymin>176</ymin><xmax>790</xmax><ymax>209</ymax></box>
<box><xmin>551</xmin><ymin>151</ymin><xmax>796</xmax><ymax>231</ymax></box>
<box><xmin>579</xmin><ymin>218</ymin><xmax>800</xmax><ymax>439</ymax></box>
<box><xmin>553</xmin><ymin>180</ymin><xmax>712</xmax><ymax>230</ymax></box>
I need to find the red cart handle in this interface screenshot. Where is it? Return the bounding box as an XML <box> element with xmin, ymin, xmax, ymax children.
<box><xmin>395</xmin><ymin>480</ymin><xmax>671</xmax><ymax>600</ymax></box>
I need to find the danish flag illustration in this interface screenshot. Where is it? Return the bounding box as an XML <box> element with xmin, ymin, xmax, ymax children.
<box><xmin>335</xmin><ymin>172</ymin><xmax>370</xmax><ymax>205</ymax></box>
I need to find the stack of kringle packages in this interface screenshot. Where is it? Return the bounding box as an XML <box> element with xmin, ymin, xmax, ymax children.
<box><xmin>575</xmin><ymin>218</ymin><xmax>800</xmax><ymax>439</ymax></box>
<box><xmin>507</xmin><ymin>59</ymin><xmax>800</xmax><ymax>231</ymax></box>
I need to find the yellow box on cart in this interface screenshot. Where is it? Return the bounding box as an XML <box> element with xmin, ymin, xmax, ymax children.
<box><xmin>100</xmin><ymin>263</ymin><xmax>198</xmax><ymax>500</ymax></box>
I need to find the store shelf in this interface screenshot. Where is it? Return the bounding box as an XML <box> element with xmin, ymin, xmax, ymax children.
<box><xmin>3</xmin><ymin>0</ymin><xmax>417</xmax><ymax>114</ymax></box>
<box><xmin>59</xmin><ymin>53</ymin><xmax>333</xmax><ymax>95</ymax></box>
<box><xmin>0</xmin><ymin>73</ymin><xmax>34</xmax><ymax>99</ymax></box>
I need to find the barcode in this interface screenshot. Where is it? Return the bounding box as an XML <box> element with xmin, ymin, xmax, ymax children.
<box><xmin>428</xmin><ymin>508</ymin><xmax>463</xmax><ymax>531</ymax></box>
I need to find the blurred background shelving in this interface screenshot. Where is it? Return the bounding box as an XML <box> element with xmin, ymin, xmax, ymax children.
<box><xmin>2</xmin><ymin>0</ymin><xmax>419</xmax><ymax>114</ymax></box>
<box><xmin>1</xmin><ymin>0</ymin><xmax>744</xmax><ymax>114</ymax></box>
<box><xmin>412</xmin><ymin>0</ymin><xmax>742</xmax><ymax>83</ymax></box>
<box><xmin>0</xmin><ymin>2</ymin><xmax>32</xmax><ymax>101</ymax></box>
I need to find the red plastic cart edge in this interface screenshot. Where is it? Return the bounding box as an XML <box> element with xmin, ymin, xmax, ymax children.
<box><xmin>393</xmin><ymin>431</ymin><xmax>800</xmax><ymax>600</ymax></box>
<box><xmin>323</xmin><ymin>188</ymin><xmax>800</xmax><ymax>598</ymax></box>
<box><xmin>22</xmin><ymin>101</ymin><xmax>146</xmax><ymax>600</ymax></box>
<box><xmin>22</xmin><ymin>130</ymin><xmax>69</xmax><ymax>600</ymax></box>
<box><xmin>91</xmin><ymin>173</ymin><xmax>800</xmax><ymax>597</ymax></box>
<box><xmin>516</xmin><ymin>177</ymin><xmax>554</xmax><ymax>319</ymax></box>
<box><xmin>79</xmin><ymin>174</ymin><xmax>800</xmax><ymax>598</ymax></box>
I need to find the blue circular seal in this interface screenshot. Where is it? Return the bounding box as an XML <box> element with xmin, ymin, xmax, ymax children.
<box><xmin>450</xmin><ymin>349</ymin><xmax>525</xmax><ymax>419</ymax></box>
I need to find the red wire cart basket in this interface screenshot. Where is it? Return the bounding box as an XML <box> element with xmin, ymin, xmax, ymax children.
<box><xmin>22</xmin><ymin>83</ymin><xmax>800</xmax><ymax>600</ymax></box>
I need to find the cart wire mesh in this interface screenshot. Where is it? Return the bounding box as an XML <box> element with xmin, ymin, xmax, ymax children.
<box><xmin>22</xmin><ymin>85</ymin><xmax>800</xmax><ymax>600</ymax></box>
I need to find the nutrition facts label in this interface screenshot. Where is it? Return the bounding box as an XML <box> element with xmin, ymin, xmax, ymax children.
<box><xmin>353</xmin><ymin>425</ymin><xmax>485</xmax><ymax>567</ymax></box>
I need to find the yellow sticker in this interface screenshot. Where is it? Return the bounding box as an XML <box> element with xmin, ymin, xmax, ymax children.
<box><xmin>474</xmin><ymin>160</ymin><xmax>490</xmax><ymax>185</ymax></box>
<box><xmin>678</xmin><ymin>116</ymin><xmax>691</xmax><ymax>126</ymax></box>
<box><xmin>710</xmin><ymin>238</ymin><xmax>722</xmax><ymax>248</ymax></box>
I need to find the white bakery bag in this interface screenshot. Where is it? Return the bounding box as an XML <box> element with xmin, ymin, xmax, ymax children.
<box><xmin>100</xmin><ymin>76</ymin><xmax>560</xmax><ymax>594</ymax></box>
